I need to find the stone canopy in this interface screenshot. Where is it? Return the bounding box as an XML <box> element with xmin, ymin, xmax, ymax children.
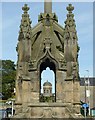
<box><xmin>15</xmin><ymin>2</ymin><xmax>81</xmax><ymax>118</ymax></box>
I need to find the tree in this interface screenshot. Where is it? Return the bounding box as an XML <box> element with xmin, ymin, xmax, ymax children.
<box><xmin>1</xmin><ymin>60</ymin><xmax>16</xmax><ymax>100</ymax></box>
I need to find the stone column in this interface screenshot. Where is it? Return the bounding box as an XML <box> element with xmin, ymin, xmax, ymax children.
<box><xmin>21</xmin><ymin>78</ymin><xmax>31</xmax><ymax>114</ymax></box>
<box><xmin>56</xmin><ymin>70</ymin><xmax>65</xmax><ymax>102</ymax></box>
<box><xmin>64</xmin><ymin>80</ymin><xmax>73</xmax><ymax>104</ymax></box>
<box><xmin>44</xmin><ymin>0</ymin><xmax>52</xmax><ymax>13</ymax></box>
<box><xmin>15</xmin><ymin>79</ymin><xmax>22</xmax><ymax>103</ymax></box>
<box><xmin>30</xmin><ymin>71</ymin><xmax>39</xmax><ymax>102</ymax></box>
<box><xmin>73</xmin><ymin>81</ymin><xmax>80</xmax><ymax>113</ymax></box>
<box><xmin>22</xmin><ymin>79</ymin><xmax>31</xmax><ymax>103</ymax></box>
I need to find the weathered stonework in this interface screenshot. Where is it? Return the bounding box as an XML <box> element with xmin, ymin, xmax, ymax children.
<box><xmin>14</xmin><ymin>2</ymin><xmax>81</xmax><ymax>118</ymax></box>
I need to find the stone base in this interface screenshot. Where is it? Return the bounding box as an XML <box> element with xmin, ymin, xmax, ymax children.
<box><xmin>14</xmin><ymin>103</ymin><xmax>83</xmax><ymax>118</ymax></box>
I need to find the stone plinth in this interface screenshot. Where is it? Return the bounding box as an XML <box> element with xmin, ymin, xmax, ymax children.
<box><xmin>14</xmin><ymin>103</ymin><xmax>82</xmax><ymax>118</ymax></box>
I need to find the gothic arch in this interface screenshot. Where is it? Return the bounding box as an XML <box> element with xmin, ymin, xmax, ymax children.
<box><xmin>39</xmin><ymin>58</ymin><xmax>56</xmax><ymax>102</ymax></box>
<box><xmin>37</xmin><ymin>48</ymin><xmax>59</xmax><ymax>70</ymax></box>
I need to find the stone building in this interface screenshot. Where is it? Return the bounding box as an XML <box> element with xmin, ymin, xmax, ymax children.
<box><xmin>14</xmin><ymin>1</ymin><xmax>81</xmax><ymax>118</ymax></box>
<box><xmin>80</xmin><ymin>77</ymin><xmax>95</xmax><ymax>109</ymax></box>
<box><xmin>43</xmin><ymin>80</ymin><xmax>52</xmax><ymax>97</ymax></box>
<box><xmin>40</xmin><ymin>80</ymin><xmax>55</xmax><ymax>102</ymax></box>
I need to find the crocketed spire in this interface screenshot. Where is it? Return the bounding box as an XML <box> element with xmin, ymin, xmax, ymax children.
<box><xmin>64</xmin><ymin>4</ymin><xmax>80</xmax><ymax>63</ymax></box>
<box><xmin>64</xmin><ymin>4</ymin><xmax>77</xmax><ymax>41</ymax></box>
<box><xmin>18</xmin><ymin>4</ymin><xmax>32</xmax><ymax>41</ymax></box>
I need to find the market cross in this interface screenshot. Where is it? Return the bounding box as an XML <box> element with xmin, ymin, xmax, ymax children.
<box><xmin>14</xmin><ymin>1</ymin><xmax>81</xmax><ymax>118</ymax></box>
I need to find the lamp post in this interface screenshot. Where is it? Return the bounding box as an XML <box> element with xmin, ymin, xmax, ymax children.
<box><xmin>84</xmin><ymin>76</ymin><xmax>86</xmax><ymax>118</ymax></box>
<box><xmin>11</xmin><ymin>98</ymin><xmax>15</xmax><ymax>117</ymax></box>
<box><xmin>12</xmin><ymin>100</ymin><xmax>14</xmax><ymax>116</ymax></box>
<box><xmin>86</xmin><ymin>70</ymin><xmax>90</xmax><ymax>116</ymax></box>
<box><xmin>11</xmin><ymin>88</ymin><xmax>16</xmax><ymax>117</ymax></box>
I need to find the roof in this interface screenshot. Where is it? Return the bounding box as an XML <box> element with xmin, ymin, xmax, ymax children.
<box><xmin>80</xmin><ymin>77</ymin><xmax>95</xmax><ymax>86</ymax></box>
<box><xmin>43</xmin><ymin>80</ymin><xmax>52</xmax><ymax>86</ymax></box>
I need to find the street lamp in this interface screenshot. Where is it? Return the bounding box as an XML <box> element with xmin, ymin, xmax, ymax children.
<box><xmin>11</xmin><ymin>98</ymin><xmax>15</xmax><ymax>117</ymax></box>
<box><xmin>84</xmin><ymin>76</ymin><xmax>87</xmax><ymax>118</ymax></box>
<box><xmin>86</xmin><ymin>70</ymin><xmax>90</xmax><ymax>116</ymax></box>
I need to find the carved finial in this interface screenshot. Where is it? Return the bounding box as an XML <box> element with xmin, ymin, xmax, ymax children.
<box><xmin>22</xmin><ymin>4</ymin><xmax>29</xmax><ymax>13</ymax></box>
<box><xmin>66</xmin><ymin>4</ymin><xmax>74</xmax><ymax>13</ymax></box>
<box><xmin>65</xmin><ymin>4</ymin><xmax>75</xmax><ymax>28</ymax></box>
<box><xmin>18</xmin><ymin>4</ymin><xmax>32</xmax><ymax>41</ymax></box>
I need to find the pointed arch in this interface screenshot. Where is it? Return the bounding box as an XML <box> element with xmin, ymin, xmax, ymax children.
<box><xmin>39</xmin><ymin>58</ymin><xmax>56</xmax><ymax>102</ymax></box>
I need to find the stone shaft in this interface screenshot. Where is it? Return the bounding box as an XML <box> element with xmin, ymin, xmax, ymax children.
<box><xmin>44</xmin><ymin>0</ymin><xmax>52</xmax><ymax>13</ymax></box>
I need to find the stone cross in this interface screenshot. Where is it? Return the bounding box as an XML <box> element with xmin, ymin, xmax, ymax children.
<box><xmin>44</xmin><ymin>0</ymin><xmax>52</xmax><ymax>13</ymax></box>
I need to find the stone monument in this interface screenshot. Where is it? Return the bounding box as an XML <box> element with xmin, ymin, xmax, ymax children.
<box><xmin>15</xmin><ymin>1</ymin><xmax>81</xmax><ymax>118</ymax></box>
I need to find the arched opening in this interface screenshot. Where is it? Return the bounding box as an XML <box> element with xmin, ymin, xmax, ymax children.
<box><xmin>41</xmin><ymin>67</ymin><xmax>55</xmax><ymax>94</ymax></box>
<box><xmin>39</xmin><ymin>58</ymin><xmax>56</xmax><ymax>102</ymax></box>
